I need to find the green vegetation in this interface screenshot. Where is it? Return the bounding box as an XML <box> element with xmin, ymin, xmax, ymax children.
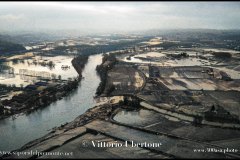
<box><xmin>96</xmin><ymin>53</ymin><xmax>116</xmax><ymax>96</ymax></box>
<box><xmin>71</xmin><ymin>55</ymin><xmax>89</xmax><ymax>76</ymax></box>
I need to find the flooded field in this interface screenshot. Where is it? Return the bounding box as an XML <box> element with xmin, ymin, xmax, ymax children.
<box><xmin>113</xmin><ymin>108</ymin><xmax>183</xmax><ymax>127</ymax></box>
<box><xmin>0</xmin><ymin>55</ymin><xmax>78</xmax><ymax>87</ymax></box>
<box><xmin>0</xmin><ymin>54</ymin><xmax>102</xmax><ymax>151</ymax></box>
<box><xmin>135</xmin><ymin>52</ymin><xmax>165</xmax><ymax>58</ymax></box>
<box><xmin>113</xmin><ymin>106</ymin><xmax>240</xmax><ymax>143</ymax></box>
<box><xmin>121</xmin><ymin>51</ymin><xmax>217</xmax><ymax>66</ymax></box>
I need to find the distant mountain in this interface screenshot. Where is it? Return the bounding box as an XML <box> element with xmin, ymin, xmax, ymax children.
<box><xmin>0</xmin><ymin>33</ymin><xmax>58</xmax><ymax>45</ymax></box>
<box><xmin>0</xmin><ymin>30</ymin><xmax>70</xmax><ymax>46</ymax></box>
<box><xmin>136</xmin><ymin>29</ymin><xmax>240</xmax><ymax>39</ymax></box>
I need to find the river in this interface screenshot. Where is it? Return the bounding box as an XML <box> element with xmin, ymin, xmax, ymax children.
<box><xmin>0</xmin><ymin>54</ymin><xmax>102</xmax><ymax>151</ymax></box>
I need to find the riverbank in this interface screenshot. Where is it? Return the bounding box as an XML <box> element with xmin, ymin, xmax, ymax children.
<box><xmin>95</xmin><ymin>53</ymin><xmax>116</xmax><ymax>96</ymax></box>
<box><xmin>15</xmin><ymin>103</ymin><xmax>117</xmax><ymax>153</ymax></box>
<box><xmin>3</xmin><ymin>99</ymin><xmax>240</xmax><ymax>159</ymax></box>
<box><xmin>0</xmin><ymin>55</ymin><xmax>88</xmax><ymax>120</ymax></box>
<box><xmin>0</xmin><ymin>78</ymin><xmax>80</xmax><ymax>120</ymax></box>
<box><xmin>0</xmin><ymin>54</ymin><xmax>102</xmax><ymax>152</ymax></box>
<box><xmin>2</xmin><ymin>49</ymin><xmax>240</xmax><ymax>158</ymax></box>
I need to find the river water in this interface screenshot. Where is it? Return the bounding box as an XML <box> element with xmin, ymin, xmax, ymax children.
<box><xmin>0</xmin><ymin>54</ymin><xmax>102</xmax><ymax>151</ymax></box>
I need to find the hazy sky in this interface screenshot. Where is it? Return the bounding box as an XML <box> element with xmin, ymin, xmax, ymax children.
<box><xmin>0</xmin><ymin>2</ymin><xmax>240</xmax><ymax>34</ymax></box>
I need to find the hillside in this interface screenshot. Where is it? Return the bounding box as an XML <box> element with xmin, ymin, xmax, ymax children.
<box><xmin>0</xmin><ymin>39</ymin><xmax>26</xmax><ymax>54</ymax></box>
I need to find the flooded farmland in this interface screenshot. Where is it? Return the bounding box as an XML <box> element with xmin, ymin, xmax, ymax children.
<box><xmin>0</xmin><ymin>54</ymin><xmax>102</xmax><ymax>151</ymax></box>
<box><xmin>0</xmin><ymin>55</ymin><xmax>78</xmax><ymax>87</ymax></box>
